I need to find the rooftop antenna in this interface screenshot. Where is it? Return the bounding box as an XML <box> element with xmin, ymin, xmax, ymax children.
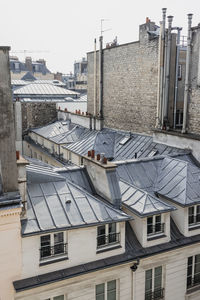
<box><xmin>100</xmin><ymin>19</ymin><xmax>111</xmax><ymax>36</ymax></box>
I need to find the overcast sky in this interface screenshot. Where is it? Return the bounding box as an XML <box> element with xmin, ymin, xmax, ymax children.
<box><xmin>0</xmin><ymin>0</ymin><xmax>199</xmax><ymax>74</ymax></box>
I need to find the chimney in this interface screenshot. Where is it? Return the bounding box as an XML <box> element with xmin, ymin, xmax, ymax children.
<box><xmin>0</xmin><ymin>47</ymin><xmax>18</xmax><ymax>193</ymax></box>
<box><xmin>25</xmin><ymin>56</ymin><xmax>32</xmax><ymax>72</ymax></box>
<box><xmin>83</xmin><ymin>153</ymin><xmax>121</xmax><ymax>209</ymax></box>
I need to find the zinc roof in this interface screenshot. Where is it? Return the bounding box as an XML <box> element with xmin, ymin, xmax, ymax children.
<box><xmin>31</xmin><ymin>121</ymin><xmax>75</xmax><ymax>139</ymax></box>
<box><xmin>13</xmin><ymin>83</ymin><xmax>79</xmax><ymax>96</ymax></box>
<box><xmin>23</xmin><ymin>165</ymin><xmax>131</xmax><ymax>236</ymax></box>
<box><xmin>154</xmin><ymin>157</ymin><xmax>200</xmax><ymax>206</ymax></box>
<box><xmin>119</xmin><ymin>180</ymin><xmax>175</xmax><ymax>216</ymax></box>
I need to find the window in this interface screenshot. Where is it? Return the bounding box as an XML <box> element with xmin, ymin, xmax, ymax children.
<box><xmin>176</xmin><ymin>110</ymin><xmax>183</xmax><ymax>127</ymax></box>
<box><xmin>145</xmin><ymin>266</ymin><xmax>164</xmax><ymax>300</ymax></box>
<box><xmin>97</xmin><ymin>223</ymin><xmax>120</xmax><ymax>249</ymax></box>
<box><xmin>147</xmin><ymin>215</ymin><xmax>164</xmax><ymax>237</ymax></box>
<box><xmin>40</xmin><ymin>232</ymin><xmax>67</xmax><ymax>260</ymax></box>
<box><xmin>96</xmin><ymin>280</ymin><xmax>117</xmax><ymax>300</ymax></box>
<box><xmin>188</xmin><ymin>205</ymin><xmax>200</xmax><ymax>228</ymax></box>
<box><xmin>187</xmin><ymin>254</ymin><xmax>200</xmax><ymax>288</ymax></box>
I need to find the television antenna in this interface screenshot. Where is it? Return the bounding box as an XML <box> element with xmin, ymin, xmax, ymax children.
<box><xmin>100</xmin><ymin>19</ymin><xmax>111</xmax><ymax>36</ymax></box>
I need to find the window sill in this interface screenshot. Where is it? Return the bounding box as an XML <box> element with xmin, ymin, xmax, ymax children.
<box><xmin>147</xmin><ymin>234</ymin><xmax>166</xmax><ymax>241</ymax></box>
<box><xmin>39</xmin><ymin>255</ymin><xmax>68</xmax><ymax>266</ymax></box>
<box><xmin>187</xmin><ymin>284</ymin><xmax>200</xmax><ymax>295</ymax></box>
<box><xmin>189</xmin><ymin>224</ymin><xmax>200</xmax><ymax>231</ymax></box>
<box><xmin>96</xmin><ymin>245</ymin><xmax>122</xmax><ymax>254</ymax></box>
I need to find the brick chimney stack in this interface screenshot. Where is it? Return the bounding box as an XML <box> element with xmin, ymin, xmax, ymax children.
<box><xmin>25</xmin><ymin>56</ymin><xmax>32</xmax><ymax>72</ymax></box>
<box><xmin>0</xmin><ymin>47</ymin><xmax>18</xmax><ymax>193</ymax></box>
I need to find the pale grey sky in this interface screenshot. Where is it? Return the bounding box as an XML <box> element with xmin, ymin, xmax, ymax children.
<box><xmin>0</xmin><ymin>0</ymin><xmax>199</xmax><ymax>74</ymax></box>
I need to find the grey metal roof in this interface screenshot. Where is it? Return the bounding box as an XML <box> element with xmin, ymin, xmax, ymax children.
<box><xmin>49</xmin><ymin>126</ymin><xmax>87</xmax><ymax>145</ymax></box>
<box><xmin>14</xmin><ymin>220</ymin><xmax>200</xmax><ymax>292</ymax></box>
<box><xmin>0</xmin><ymin>191</ymin><xmax>21</xmax><ymax>210</ymax></box>
<box><xmin>31</xmin><ymin>121</ymin><xmax>75</xmax><ymax>139</ymax></box>
<box><xmin>119</xmin><ymin>180</ymin><xmax>175</xmax><ymax>217</ymax></box>
<box><xmin>13</xmin><ymin>83</ymin><xmax>79</xmax><ymax>96</ymax></box>
<box><xmin>154</xmin><ymin>157</ymin><xmax>200</xmax><ymax>206</ymax></box>
<box><xmin>23</xmin><ymin>166</ymin><xmax>130</xmax><ymax>236</ymax></box>
<box><xmin>21</xmin><ymin>72</ymin><xmax>36</xmax><ymax>81</ymax></box>
<box><xmin>12</xmin><ymin>79</ymin><xmax>66</xmax><ymax>87</ymax></box>
<box><xmin>64</xmin><ymin>128</ymin><xmax>187</xmax><ymax>161</ymax></box>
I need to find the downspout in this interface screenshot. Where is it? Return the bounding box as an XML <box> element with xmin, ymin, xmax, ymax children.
<box><xmin>163</xmin><ymin>15</ymin><xmax>173</xmax><ymax>127</ymax></box>
<box><xmin>156</xmin><ymin>21</ymin><xmax>162</xmax><ymax>128</ymax></box>
<box><xmin>157</xmin><ymin>8</ymin><xmax>167</xmax><ymax>128</ymax></box>
<box><xmin>182</xmin><ymin>14</ymin><xmax>193</xmax><ymax>133</ymax></box>
<box><xmin>173</xmin><ymin>27</ymin><xmax>182</xmax><ymax>129</ymax></box>
<box><xmin>94</xmin><ymin>38</ymin><xmax>97</xmax><ymax>130</ymax></box>
<box><xmin>99</xmin><ymin>35</ymin><xmax>103</xmax><ymax>127</ymax></box>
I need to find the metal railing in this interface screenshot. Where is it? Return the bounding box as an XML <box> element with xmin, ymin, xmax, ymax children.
<box><xmin>145</xmin><ymin>288</ymin><xmax>164</xmax><ymax>300</ymax></box>
<box><xmin>97</xmin><ymin>232</ymin><xmax>120</xmax><ymax>248</ymax></box>
<box><xmin>187</xmin><ymin>273</ymin><xmax>200</xmax><ymax>289</ymax></box>
<box><xmin>40</xmin><ymin>243</ymin><xmax>67</xmax><ymax>260</ymax></box>
<box><xmin>147</xmin><ymin>223</ymin><xmax>165</xmax><ymax>236</ymax></box>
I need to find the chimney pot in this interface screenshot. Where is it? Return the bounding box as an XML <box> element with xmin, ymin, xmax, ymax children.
<box><xmin>97</xmin><ymin>154</ymin><xmax>100</xmax><ymax>161</ymax></box>
<box><xmin>16</xmin><ymin>151</ymin><xmax>20</xmax><ymax>160</ymax></box>
<box><xmin>91</xmin><ymin>149</ymin><xmax>95</xmax><ymax>159</ymax></box>
<box><xmin>88</xmin><ymin>150</ymin><xmax>91</xmax><ymax>157</ymax></box>
<box><xmin>103</xmin><ymin>157</ymin><xmax>107</xmax><ymax>164</ymax></box>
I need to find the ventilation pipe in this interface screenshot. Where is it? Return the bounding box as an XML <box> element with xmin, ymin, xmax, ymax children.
<box><xmin>182</xmin><ymin>14</ymin><xmax>193</xmax><ymax>133</ymax></box>
<box><xmin>157</xmin><ymin>8</ymin><xmax>167</xmax><ymax>128</ymax></box>
<box><xmin>163</xmin><ymin>15</ymin><xmax>173</xmax><ymax>127</ymax></box>
<box><xmin>173</xmin><ymin>27</ymin><xmax>182</xmax><ymax>129</ymax></box>
<box><xmin>94</xmin><ymin>38</ymin><xmax>97</xmax><ymax>117</ymax></box>
<box><xmin>99</xmin><ymin>36</ymin><xmax>103</xmax><ymax>119</ymax></box>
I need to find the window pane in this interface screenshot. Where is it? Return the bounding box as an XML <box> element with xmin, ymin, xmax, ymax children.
<box><xmin>40</xmin><ymin>235</ymin><xmax>51</xmax><ymax>258</ymax></box>
<box><xmin>154</xmin><ymin>266</ymin><xmax>162</xmax><ymax>290</ymax></box>
<box><xmin>96</xmin><ymin>283</ymin><xmax>105</xmax><ymax>300</ymax></box>
<box><xmin>147</xmin><ymin>217</ymin><xmax>153</xmax><ymax>224</ymax></box>
<box><xmin>41</xmin><ymin>235</ymin><xmax>50</xmax><ymax>246</ymax></box>
<box><xmin>98</xmin><ymin>226</ymin><xmax>105</xmax><ymax>236</ymax></box>
<box><xmin>107</xmin><ymin>280</ymin><xmax>116</xmax><ymax>300</ymax></box>
<box><xmin>188</xmin><ymin>207</ymin><xmax>194</xmax><ymax>224</ymax></box>
<box><xmin>109</xmin><ymin>223</ymin><xmax>116</xmax><ymax>233</ymax></box>
<box><xmin>54</xmin><ymin>232</ymin><xmax>63</xmax><ymax>244</ymax></box>
<box><xmin>97</xmin><ymin>226</ymin><xmax>106</xmax><ymax>247</ymax></box>
<box><xmin>145</xmin><ymin>269</ymin><xmax>152</xmax><ymax>292</ymax></box>
<box><xmin>155</xmin><ymin>215</ymin><xmax>161</xmax><ymax>223</ymax></box>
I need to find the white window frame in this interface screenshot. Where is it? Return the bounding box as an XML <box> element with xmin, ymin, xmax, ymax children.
<box><xmin>44</xmin><ymin>295</ymin><xmax>67</xmax><ymax>300</ymax></box>
<box><xmin>147</xmin><ymin>214</ymin><xmax>164</xmax><ymax>237</ymax></box>
<box><xmin>40</xmin><ymin>231</ymin><xmax>67</xmax><ymax>262</ymax></box>
<box><xmin>188</xmin><ymin>205</ymin><xmax>200</xmax><ymax>228</ymax></box>
<box><xmin>95</xmin><ymin>279</ymin><xmax>119</xmax><ymax>300</ymax></box>
<box><xmin>145</xmin><ymin>266</ymin><xmax>163</xmax><ymax>300</ymax></box>
<box><xmin>97</xmin><ymin>223</ymin><xmax>120</xmax><ymax>249</ymax></box>
<box><xmin>187</xmin><ymin>254</ymin><xmax>200</xmax><ymax>289</ymax></box>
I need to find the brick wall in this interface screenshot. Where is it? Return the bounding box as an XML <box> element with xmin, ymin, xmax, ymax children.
<box><xmin>87</xmin><ymin>22</ymin><xmax>159</xmax><ymax>134</ymax></box>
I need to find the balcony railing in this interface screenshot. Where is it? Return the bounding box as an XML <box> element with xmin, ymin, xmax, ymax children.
<box><xmin>189</xmin><ymin>215</ymin><xmax>200</xmax><ymax>227</ymax></box>
<box><xmin>147</xmin><ymin>223</ymin><xmax>165</xmax><ymax>236</ymax></box>
<box><xmin>97</xmin><ymin>232</ymin><xmax>120</xmax><ymax>248</ymax></box>
<box><xmin>40</xmin><ymin>243</ymin><xmax>67</xmax><ymax>260</ymax></box>
<box><xmin>145</xmin><ymin>288</ymin><xmax>164</xmax><ymax>300</ymax></box>
<box><xmin>187</xmin><ymin>273</ymin><xmax>200</xmax><ymax>289</ymax></box>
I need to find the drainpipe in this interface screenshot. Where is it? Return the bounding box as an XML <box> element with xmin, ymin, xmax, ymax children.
<box><xmin>182</xmin><ymin>14</ymin><xmax>193</xmax><ymax>133</ymax></box>
<box><xmin>163</xmin><ymin>15</ymin><xmax>173</xmax><ymax>126</ymax></box>
<box><xmin>173</xmin><ymin>27</ymin><xmax>182</xmax><ymax>129</ymax></box>
<box><xmin>99</xmin><ymin>35</ymin><xmax>103</xmax><ymax>121</ymax></box>
<box><xmin>94</xmin><ymin>38</ymin><xmax>97</xmax><ymax>117</ymax></box>
<box><xmin>157</xmin><ymin>8</ymin><xmax>167</xmax><ymax>128</ymax></box>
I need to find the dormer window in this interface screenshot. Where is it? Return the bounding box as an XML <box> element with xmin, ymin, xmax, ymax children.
<box><xmin>147</xmin><ymin>215</ymin><xmax>164</xmax><ymax>238</ymax></box>
<box><xmin>97</xmin><ymin>223</ymin><xmax>120</xmax><ymax>249</ymax></box>
<box><xmin>40</xmin><ymin>232</ymin><xmax>67</xmax><ymax>262</ymax></box>
<box><xmin>188</xmin><ymin>205</ymin><xmax>200</xmax><ymax>229</ymax></box>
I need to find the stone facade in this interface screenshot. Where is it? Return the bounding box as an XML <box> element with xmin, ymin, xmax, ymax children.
<box><xmin>87</xmin><ymin>22</ymin><xmax>160</xmax><ymax>134</ymax></box>
<box><xmin>188</xmin><ymin>25</ymin><xmax>200</xmax><ymax>135</ymax></box>
<box><xmin>20</xmin><ymin>102</ymin><xmax>57</xmax><ymax>133</ymax></box>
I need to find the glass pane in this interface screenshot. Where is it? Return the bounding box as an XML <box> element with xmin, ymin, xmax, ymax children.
<box><xmin>40</xmin><ymin>235</ymin><xmax>51</xmax><ymax>258</ymax></box>
<box><xmin>145</xmin><ymin>269</ymin><xmax>152</xmax><ymax>293</ymax></box>
<box><xmin>147</xmin><ymin>217</ymin><xmax>153</xmax><ymax>224</ymax></box>
<box><xmin>98</xmin><ymin>226</ymin><xmax>105</xmax><ymax>236</ymax></box>
<box><xmin>53</xmin><ymin>296</ymin><xmax>64</xmax><ymax>300</ymax></box>
<box><xmin>41</xmin><ymin>235</ymin><xmax>50</xmax><ymax>247</ymax></box>
<box><xmin>188</xmin><ymin>256</ymin><xmax>193</xmax><ymax>267</ymax></box>
<box><xmin>195</xmin><ymin>254</ymin><xmax>200</xmax><ymax>264</ymax></box>
<box><xmin>107</xmin><ymin>280</ymin><xmax>116</xmax><ymax>300</ymax></box>
<box><xmin>155</xmin><ymin>215</ymin><xmax>161</xmax><ymax>223</ymax></box>
<box><xmin>109</xmin><ymin>223</ymin><xmax>116</xmax><ymax>233</ymax></box>
<box><xmin>97</xmin><ymin>226</ymin><xmax>106</xmax><ymax>246</ymax></box>
<box><xmin>189</xmin><ymin>207</ymin><xmax>194</xmax><ymax>216</ymax></box>
<box><xmin>147</xmin><ymin>224</ymin><xmax>153</xmax><ymax>234</ymax></box>
<box><xmin>155</xmin><ymin>266</ymin><xmax>162</xmax><ymax>276</ymax></box>
<box><xmin>54</xmin><ymin>232</ymin><xmax>64</xmax><ymax>244</ymax></box>
<box><xmin>96</xmin><ymin>283</ymin><xmax>105</xmax><ymax>300</ymax></box>
<box><xmin>154</xmin><ymin>267</ymin><xmax>162</xmax><ymax>289</ymax></box>
<box><xmin>197</xmin><ymin>205</ymin><xmax>200</xmax><ymax>214</ymax></box>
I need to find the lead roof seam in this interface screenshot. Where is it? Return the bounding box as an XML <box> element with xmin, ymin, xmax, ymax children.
<box><xmin>158</xmin><ymin>159</ymin><xmax>184</xmax><ymax>183</ymax></box>
<box><xmin>51</xmin><ymin>182</ymin><xmax>72</xmax><ymax>226</ymax></box>
<box><xmin>119</xmin><ymin>135</ymin><xmax>144</xmax><ymax>158</ymax></box>
<box><xmin>39</xmin><ymin>184</ymin><xmax>57</xmax><ymax>229</ymax></box>
<box><xmin>84</xmin><ymin>194</ymin><xmax>100</xmax><ymax>222</ymax></box>
<box><xmin>157</xmin><ymin>164</ymin><xmax>186</xmax><ymax>192</ymax></box>
<box><xmin>67</xmin><ymin>184</ymin><xmax>86</xmax><ymax>224</ymax></box>
<box><xmin>26</xmin><ymin>189</ymin><xmax>42</xmax><ymax>231</ymax></box>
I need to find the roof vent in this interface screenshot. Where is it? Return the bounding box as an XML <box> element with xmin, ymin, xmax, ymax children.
<box><xmin>66</xmin><ymin>199</ymin><xmax>71</xmax><ymax>204</ymax></box>
<box><xmin>119</xmin><ymin>135</ymin><xmax>131</xmax><ymax>145</ymax></box>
